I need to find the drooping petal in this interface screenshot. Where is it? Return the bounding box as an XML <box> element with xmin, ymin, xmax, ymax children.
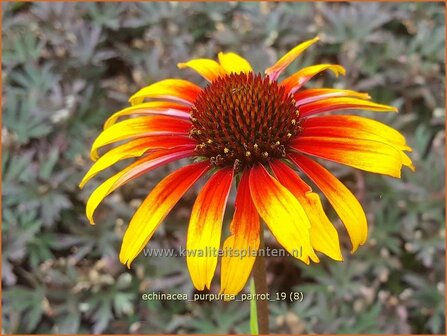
<box><xmin>104</xmin><ymin>102</ymin><xmax>191</xmax><ymax>129</ymax></box>
<box><xmin>187</xmin><ymin>168</ymin><xmax>234</xmax><ymax>290</ymax></box>
<box><xmin>80</xmin><ymin>136</ymin><xmax>195</xmax><ymax>188</ymax></box>
<box><xmin>281</xmin><ymin>64</ymin><xmax>346</xmax><ymax>95</ymax></box>
<box><xmin>290</xmin><ymin>153</ymin><xmax>367</xmax><ymax>252</ymax></box>
<box><xmin>218</xmin><ymin>52</ymin><xmax>253</xmax><ymax>74</ymax></box>
<box><xmin>270</xmin><ymin>160</ymin><xmax>343</xmax><ymax>261</ymax></box>
<box><xmin>248</xmin><ymin>164</ymin><xmax>317</xmax><ymax>264</ymax></box>
<box><xmin>305</xmin><ymin>193</ymin><xmax>344</xmax><ymax>260</ymax></box>
<box><xmin>299</xmin><ymin>97</ymin><xmax>397</xmax><ymax>118</ymax></box>
<box><xmin>221</xmin><ymin>169</ymin><xmax>260</xmax><ymax>296</ymax></box>
<box><xmin>90</xmin><ymin>116</ymin><xmax>191</xmax><ymax>160</ymax></box>
<box><xmin>86</xmin><ymin>148</ymin><xmax>194</xmax><ymax>224</ymax></box>
<box><xmin>177</xmin><ymin>59</ymin><xmax>227</xmax><ymax>82</ymax></box>
<box><xmin>119</xmin><ymin>161</ymin><xmax>210</xmax><ymax>268</ymax></box>
<box><xmin>129</xmin><ymin>79</ymin><xmax>202</xmax><ymax>106</ymax></box>
<box><xmin>265</xmin><ymin>36</ymin><xmax>320</xmax><ymax>81</ymax></box>
<box><xmin>291</xmin><ymin>136</ymin><xmax>404</xmax><ymax>177</ymax></box>
<box><xmin>295</xmin><ymin>88</ymin><xmax>370</xmax><ymax>106</ymax></box>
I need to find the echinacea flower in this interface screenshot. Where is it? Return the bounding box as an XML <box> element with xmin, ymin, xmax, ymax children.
<box><xmin>81</xmin><ymin>37</ymin><xmax>414</xmax><ymax>295</ymax></box>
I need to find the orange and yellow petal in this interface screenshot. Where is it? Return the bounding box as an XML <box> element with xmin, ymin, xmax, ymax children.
<box><xmin>299</xmin><ymin>97</ymin><xmax>397</xmax><ymax>118</ymax></box>
<box><xmin>177</xmin><ymin>58</ymin><xmax>227</xmax><ymax>82</ymax></box>
<box><xmin>80</xmin><ymin>136</ymin><xmax>195</xmax><ymax>188</ymax></box>
<box><xmin>220</xmin><ymin>169</ymin><xmax>260</xmax><ymax>296</ymax></box>
<box><xmin>301</xmin><ymin>115</ymin><xmax>411</xmax><ymax>151</ymax></box>
<box><xmin>294</xmin><ymin>88</ymin><xmax>370</xmax><ymax>106</ymax></box>
<box><xmin>104</xmin><ymin>102</ymin><xmax>190</xmax><ymax>129</ymax></box>
<box><xmin>119</xmin><ymin>161</ymin><xmax>210</xmax><ymax>267</ymax></box>
<box><xmin>129</xmin><ymin>79</ymin><xmax>202</xmax><ymax>106</ymax></box>
<box><xmin>290</xmin><ymin>153</ymin><xmax>367</xmax><ymax>252</ymax></box>
<box><xmin>90</xmin><ymin>116</ymin><xmax>191</xmax><ymax>161</ymax></box>
<box><xmin>187</xmin><ymin>168</ymin><xmax>234</xmax><ymax>290</ymax></box>
<box><xmin>248</xmin><ymin>164</ymin><xmax>317</xmax><ymax>264</ymax></box>
<box><xmin>281</xmin><ymin>64</ymin><xmax>346</xmax><ymax>94</ymax></box>
<box><xmin>218</xmin><ymin>52</ymin><xmax>253</xmax><ymax>74</ymax></box>
<box><xmin>300</xmin><ymin>115</ymin><xmax>415</xmax><ymax>172</ymax></box>
<box><xmin>86</xmin><ymin>148</ymin><xmax>194</xmax><ymax>224</ymax></box>
<box><xmin>291</xmin><ymin>136</ymin><xmax>404</xmax><ymax>178</ymax></box>
<box><xmin>265</xmin><ymin>36</ymin><xmax>320</xmax><ymax>81</ymax></box>
<box><xmin>270</xmin><ymin>160</ymin><xmax>343</xmax><ymax>261</ymax></box>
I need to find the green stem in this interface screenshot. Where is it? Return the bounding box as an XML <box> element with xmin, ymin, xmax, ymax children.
<box><xmin>252</xmin><ymin>230</ymin><xmax>269</xmax><ymax>334</ymax></box>
<box><xmin>249</xmin><ymin>279</ymin><xmax>259</xmax><ymax>335</ymax></box>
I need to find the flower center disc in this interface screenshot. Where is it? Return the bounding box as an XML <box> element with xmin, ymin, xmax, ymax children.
<box><xmin>190</xmin><ymin>72</ymin><xmax>301</xmax><ymax>170</ymax></box>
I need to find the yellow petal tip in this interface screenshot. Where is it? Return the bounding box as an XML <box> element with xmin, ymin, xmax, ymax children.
<box><xmin>128</xmin><ymin>96</ymin><xmax>143</xmax><ymax>106</ymax></box>
<box><xmin>119</xmin><ymin>253</ymin><xmax>131</xmax><ymax>268</ymax></box>
<box><xmin>350</xmin><ymin>244</ymin><xmax>360</xmax><ymax>254</ymax></box>
<box><xmin>332</xmin><ymin>252</ymin><xmax>344</xmax><ymax>261</ymax></box>
<box><xmin>90</xmin><ymin>150</ymin><xmax>99</xmax><ymax>162</ymax></box>
<box><xmin>302</xmin><ymin>256</ymin><xmax>311</xmax><ymax>265</ymax></box>
<box><xmin>335</xmin><ymin>65</ymin><xmax>346</xmax><ymax>76</ymax></box>
<box><xmin>87</xmin><ymin>212</ymin><xmax>95</xmax><ymax>225</ymax></box>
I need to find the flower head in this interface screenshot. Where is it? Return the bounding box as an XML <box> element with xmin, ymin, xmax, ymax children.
<box><xmin>81</xmin><ymin>37</ymin><xmax>414</xmax><ymax>295</ymax></box>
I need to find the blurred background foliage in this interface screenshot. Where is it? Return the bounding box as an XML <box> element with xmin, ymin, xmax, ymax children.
<box><xmin>1</xmin><ymin>1</ymin><xmax>445</xmax><ymax>334</ymax></box>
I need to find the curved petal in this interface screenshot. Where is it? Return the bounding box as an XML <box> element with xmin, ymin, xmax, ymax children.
<box><xmin>220</xmin><ymin>169</ymin><xmax>260</xmax><ymax>296</ymax></box>
<box><xmin>80</xmin><ymin>136</ymin><xmax>195</xmax><ymax>188</ymax></box>
<box><xmin>282</xmin><ymin>64</ymin><xmax>346</xmax><ymax>95</ymax></box>
<box><xmin>270</xmin><ymin>160</ymin><xmax>343</xmax><ymax>261</ymax></box>
<box><xmin>104</xmin><ymin>102</ymin><xmax>191</xmax><ymax>129</ymax></box>
<box><xmin>300</xmin><ymin>115</ymin><xmax>415</xmax><ymax>172</ymax></box>
<box><xmin>301</xmin><ymin>115</ymin><xmax>411</xmax><ymax>151</ymax></box>
<box><xmin>265</xmin><ymin>36</ymin><xmax>320</xmax><ymax>81</ymax></box>
<box><xmin>120</xmin><ymin>161</ymin><xmax>210</xmax><ymax>268</ymax></box>
<box><xmin>299</xmin><ymin>97</ymin><xmax>397</xmax><ymax>118</ymax></box>
<box><xmin>291</xmin><ymin>136</ymin><xmax>404</xmax><ymax>177</ymax></box>
<box><xmin>177</xmin><ymin>59</ymin><xmax>227</xmax><ymax>82</ymax></box>
<box><xmin>86</xmin><ymin>148</ymin><xmax>194</xmax><ymax>224</ymax></box>
<box><xmin>129</xmin><ymin>79</ymin><xmax>202</xmax><ymax>106</ymax></box>
<box><xmin>290</xmin><ymin>153</ymin><xmax>367</xmax><ymax>252</ymax></box>
<box><xmin>295</xmin><ymin>88</ymin><xmax>370</xmax><ymax>106</ymax></box>
<box><xmin>218</xmin><ymin>52</ymin><xmax>253</xmax><ymax>74</ymax></box>
<box><xmin>187</xmin><ymin>168</ymin><xmax>234</xmax><ymax>290</ymax></box>
<box><xmin>90</xmin><ymin>116</ymin><xmax>191</xmax><ymax>160</ymax></box>
<box><xmin>248</xmin><ymin>164</ymin><xmax>317</xmax><ymax>264</ymax></box>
